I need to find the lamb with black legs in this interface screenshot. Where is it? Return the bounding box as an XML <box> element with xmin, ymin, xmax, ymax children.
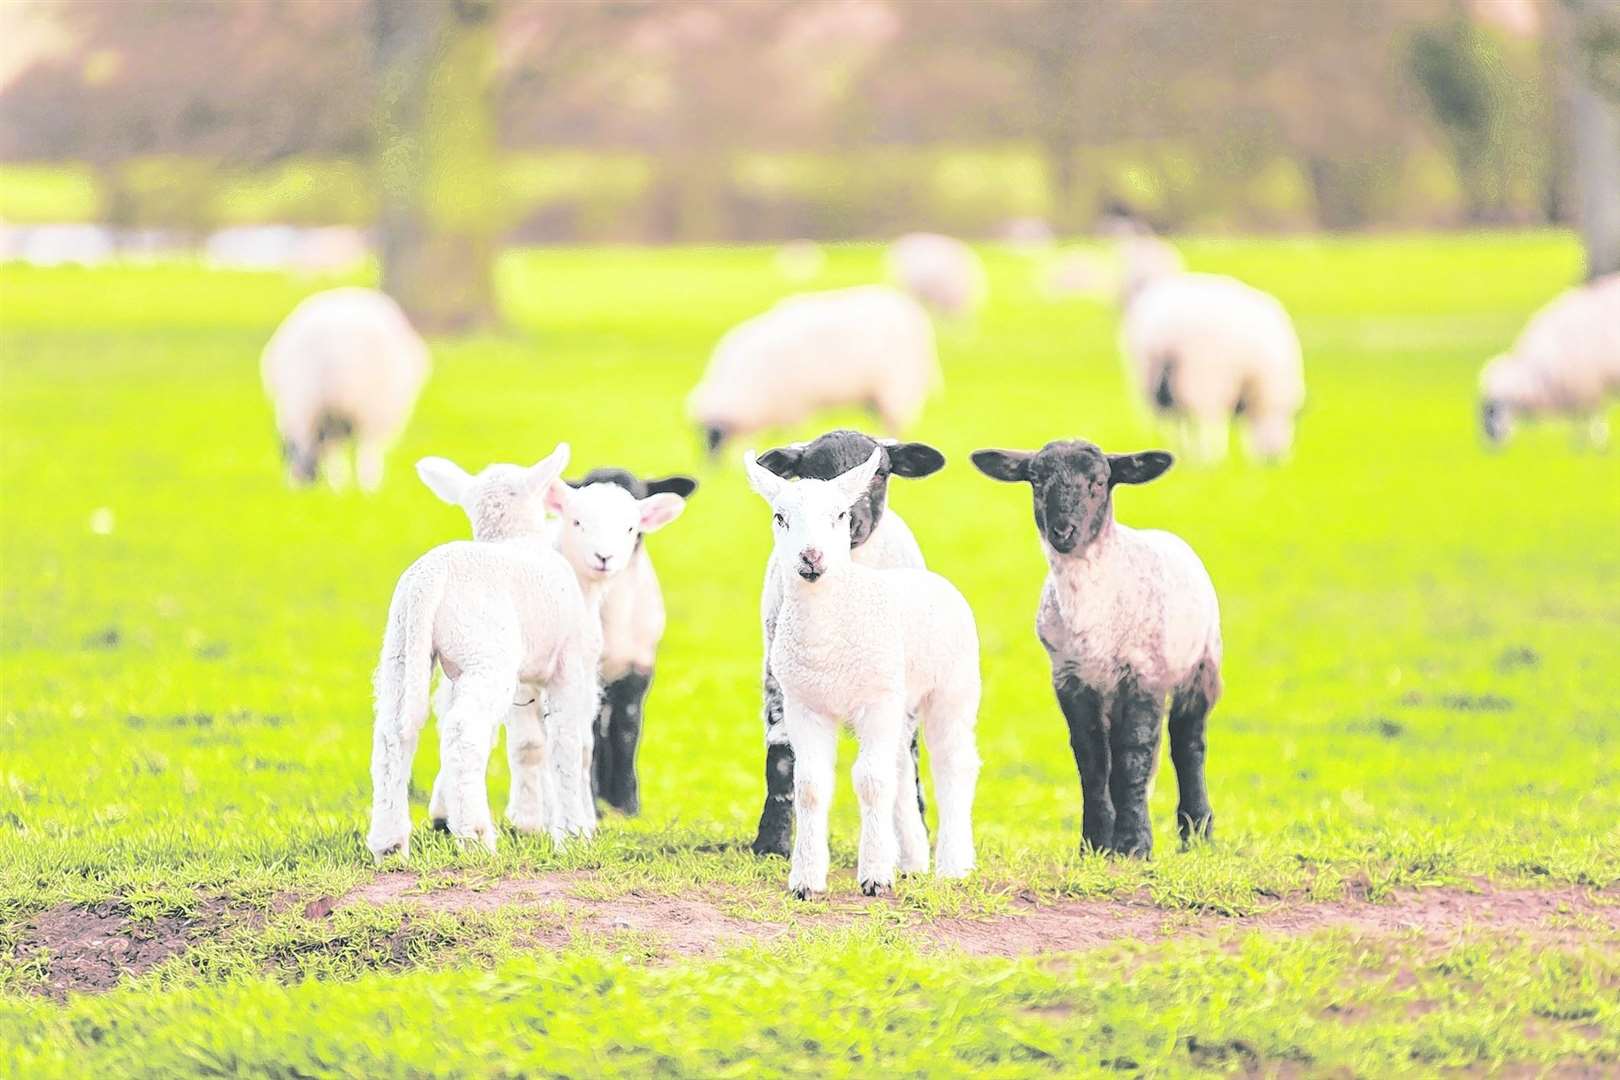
<box><xmin>971</xmin><ymin>440</ymin><xmax>1221</xmax><ymax>857</ymax></box>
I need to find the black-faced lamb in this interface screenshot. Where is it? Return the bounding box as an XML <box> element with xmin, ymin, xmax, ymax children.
<box><xmin>972</xmin><ymin>440</ymin><xmax>1220</xmax><ymax>857</ymax></box>
<box><xmin>261</xmin><ymin>287</ymin><xmax>430</xmax><ymax>491</ymax></box>
<box><xmin>747</xmin><ymin>430</ymin><xmax>945</xmax><ymax>859</ymax></box>
<box><xmin>745</xmin><ymin>448</ymin><xmax>981</xmax><ymax>898</ymax></box>
<box><xmin>1480</xmin><ymin>273</ymin><xmax>1620</xmax><ymax>449</ymax></box>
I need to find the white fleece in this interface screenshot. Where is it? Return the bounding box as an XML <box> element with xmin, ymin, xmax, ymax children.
<box><xmin>887</xmin><ymin>232</ymin><xmax>988</xmax><ymax>318</ymax></box>
<box><xmin>1481</xmin><ymin>273</ymin><xmax>1620</xmax><ymax>419</ymax></box>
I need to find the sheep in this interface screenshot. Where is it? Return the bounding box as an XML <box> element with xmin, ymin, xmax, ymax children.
<box><xmin>548</xmin><ymin>468</ymin><xmax>694</xmax><ymax>815</ymax></box>
<box><xmin>1117</xmin><ymin>236</ymin><xmax>1304</xmax><ymax>463</ymax></box>
<box><xmin>971</xmin><ymin>439</ymin><xmax>1220</xmax><ymax>858</ymax></box>
<box><xmin>748</xmin><ymin>430</ymin><xmax>946</xmax><ymax>859</ymax></box>
<box><xmin>261</xmin><ymin>287</ymin><xmax>430</xmax><ymax>491</ymax></box>
<box><xmin>744</xmin><ymin>447</ymin><xmax>981</xmax><ymax>898</ymax></box>
<box><xmin>1479</xmin><ymin>273</ymin><xmax>1620</xmax><ymax>449</ymax></box>
<box><xmin>887</xmin><ymin>232</ymin><xmax>988</xmax><ymax>320</ymax></box>
<box><xmin>367</xmin><ymin>443</ymin><xmax>599</xmax><ymax>861</ymax></box>
<box><xmin>687</xmin><ymin>285</ymin><xmax>939</xmax><ymax>458</ymax></box>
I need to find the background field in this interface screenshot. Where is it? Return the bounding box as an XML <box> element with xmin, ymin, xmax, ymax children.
<box><xmin>2</xmin><ymin>234</ymin><xmax>1618</xmax><ymax>1075</ymax></box>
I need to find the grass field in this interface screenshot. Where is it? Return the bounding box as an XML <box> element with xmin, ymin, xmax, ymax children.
<box><xmin>2</xmin><ymin>233</ymin><xmax>1617</xmax><ymax>1076</ymax></box>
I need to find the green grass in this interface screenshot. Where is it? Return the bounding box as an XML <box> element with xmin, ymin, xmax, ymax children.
<box><xmin>2</xmin><ymin>232</ymin><xmax>1618</xmax><ymax>1075</ymax></box>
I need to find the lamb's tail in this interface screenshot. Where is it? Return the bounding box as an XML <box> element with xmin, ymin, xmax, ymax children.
<box><xmin>373</xmin><ymin>563</ymin><xmax>444</xmax><ymax>744</ymax></box>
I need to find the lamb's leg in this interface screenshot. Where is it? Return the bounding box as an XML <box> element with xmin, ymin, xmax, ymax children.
<box><xmin>590</xmin><ymin>693</ymin><xmax>613</xmax><ymax>802</ymax></box>
<box><xmin>1055</xmin><ymin>672</ymin><xmax>1114</xmax><ymax>853</ymax></box>
<box><xmin>751</xmin><ymin>666</ymin><xmax>795</xmax><ymax>857</ymax></box>
<box><xmin>1107</xmin><ymin>685</ymin><xmax>1165</xmax><ymax>858</ymax></box>
<box><xmin>504</xmin><ymin>701</ymin><xmax>549</xmax><ymax>835</ymax></box>
<box><xmin>321</xmin><ymin>441</ymin><xmax>352</xmax><ymax>492</ymax></box>
<box><xmin>603</xmin><ymin>667</ymin><xmax>652</xmax><ymax>815</ymax></box>
<box><xmin>906</xmin><ymin>727</ymin><xmax>928</xmax><ymax>838</ymax></box>
<box><xmin>366</xmin><ymin>688</ymin><xmax>428</xmax><ymax>862</ymax></box>
<box><xmin>785</xmin><ymin>704</ymin><xmax>836</xmax><ymax>899</ymax></box>
<box><xmin>1168</xmin><ymin>661</ymin><xmax>1219</xmax><ymax>847</ymax></box>
<box><xmin>439</xmin><ymin>670</ymin><xmax>510</xmax><ymax>854</ymax></box>
<box><xmin>428</xmin><ymin>676</ymin><xmax>455</xmax><ymax>830</ymax></box>
<box><xmin>355</xmin><ymin>437</ymin><xmax>385</xmax><ymax>493</ymax></box>
<box><xmin>546</xmin><ymin>656</ymin><xmax>599</xmax><ymax>844</ymax></box>
<box><xmin>852</xmin><ymin>698</ymin><xmax>905</xmax><ymax>896</ymax></box>
<box><xmin>893</xmin><ymin>726</ymin><xmax>930</xmax><ymax>875</ymax></box>
<box><xmin>923</xmin><ymin>691</ymin><xmax>980</xmax><ymax>880</ymax></box>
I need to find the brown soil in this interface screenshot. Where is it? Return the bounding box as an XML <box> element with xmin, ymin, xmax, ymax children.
<box><xmin>11</xmin><ymin>899</ymin><xmax>231</xmax><ymax>1000</ymax></box>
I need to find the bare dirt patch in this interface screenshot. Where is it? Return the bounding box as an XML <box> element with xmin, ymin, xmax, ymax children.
<box><xmin>11</xmin><ymin>900</ymin><xmax>230</xmax><ymax>1000</ymax></box>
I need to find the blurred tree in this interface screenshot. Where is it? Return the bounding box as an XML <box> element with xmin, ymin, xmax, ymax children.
<box><xmin>1564</xmin><ymin>0</ymin><xmax>1620</xmax><ymax>278</ymax></box>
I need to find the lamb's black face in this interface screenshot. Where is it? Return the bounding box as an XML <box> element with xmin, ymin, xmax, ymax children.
<box><xmin>757</xmin><ymin>429</ymin><xmax>944</xmax><ymax>549</ymax></box>
<box><xmin>972</xmin><ymin>440</ymin><xmax>1174</xmax><ymax>556</ymax></box>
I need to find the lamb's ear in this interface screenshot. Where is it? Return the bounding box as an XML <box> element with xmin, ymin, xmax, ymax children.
<box><xmin>1108</xmin><ymin>451</ymin><xmax>1173</xmax><ymax>486</ymax></box>
<box><xmin>526</xmin><ymin>442</ymin><xmax>571</xmax><ymax>494</ymax></box>
<box><xmin>644</xmin><ymin>474</ymin><xmax>698</xmax><ymax>499</ymax></box>
<box><xmin>970</xmin><ymin>449</ymin><xmax>1033</xmax><ymax>483</ymax></box>
<box><xmin>755</xmin><ymin>445</ymin><xmax>804</xmax><ymax>478</ymax></box>
<box><xmin>416</xmin><ymin>457</ymin><xmax>473</xmax><ymax>505</ymax></box>
<box><xmin>833</xmin><ymin>447</ymin><xmax>884</xmax><ymax>504</ymax></box>
<box><xmin>743</xmin><ymin>450</ymin><xmax>786</xmax><ymax>502</ymax></box>
<box><xmin>637</xmin><ymin>492</ymin><xmax>685</xmax><ymax>533</ymax></box>
<box><xmin>544</xmin><ymin>480</ymin><xmax>573</xmax><ymax>516</ymax></box>
<box><xmin>886</xmin><ymin>441</ymin><xmax>946</xmax><ymax>478</ymax></box>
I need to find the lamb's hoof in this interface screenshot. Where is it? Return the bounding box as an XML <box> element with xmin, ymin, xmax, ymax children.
<box><xmin>789</xmin><ymin>886</ymin><xmax>819</xmax><ymax>901</ymax></box>
<box><xmin>751</xmin><ymin>833</ymin><xmax>791</xmax><ymax>859</ymax></box>
<box><xmin>367</xmin><ymin>840</ymin><xmax>406</xmax><ymax>866</ymax></box>
<box><xmin>859</xmin><ymin>879</ymin><xmax>892</xmax><ymax>898</ymax></box>
<box><xmin>1177</xmin><ymin>813</ymin><xmax>1214</xmax><ymax>849</ymax></box>
<box><xmin>429</xmin><ymin>817</ymin><xmax>449</xmax><ymax>833</ymax></box>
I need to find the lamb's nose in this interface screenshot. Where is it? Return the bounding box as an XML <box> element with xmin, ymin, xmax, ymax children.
<box><xmin>592</xmin><ymin>552</ymin><xmax>611</xmax><ymax>569</ymax></box>
<box><xmin>797</xmin><ymin>548</ymin><xmax>825</xmax><ymax>578</ymax></box>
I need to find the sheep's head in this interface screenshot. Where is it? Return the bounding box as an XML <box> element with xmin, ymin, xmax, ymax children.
<box><xmin>1478</xmin><ymin>353</ymin><xmax>1525</xmax><ymax>447</ymax></box>
<box><xmin>756</xmin><ymin>430</ymin><xmax>944</xmax><ymax>549</ymax></box>
<box><xmin>416</xmin><ymin>443</ymin><xmax>570</xmax><ymax>542</ymax></box>
<box><xmin>546</xmin><ymin>475</ymin><xmax>686</xmax><ymax>582</ymax></box>
<box><xmin>745</xmin><ymin>446</ymin><xmax>883</xmax><ymax>583</ymax></box>
<box><xmin>282</xmin><ymin>412</ymin><xmax>354</xmax><ymax>487</ymax></box>
<box><xmin>972</xmin><ymin>440</ymin><xmax>1171</xmax><ymax>556</ymax></box>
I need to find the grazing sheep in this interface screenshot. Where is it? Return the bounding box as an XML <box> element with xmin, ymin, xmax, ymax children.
<box><xmin>1117</xmin><ymin>236</ymin><xmax>1304</xmax><ymax>463</ymax></box>
<box><xmin>745</xmin><ymin>447</ymin><xmax>981</xmax><ymax>897</ymax></box>
<box><xmin>687</xmin><ymin>285</ymin><xmax>939</xmax><ymax>458</ymax></box>
<box><xmin>1480</xmin><ymin>273</ymin><xmax>1620</xmax><ymax>449</ymax></box>
<box><xmin>749</xmin><ymin>430</ymin><xmax>946</xmax><ymax>859</ymax></box>
<box><xmin>368</xmin><ymin>444</ymin><xmax>598</xmax><ymax>861</ymax></box>
<box><xmin>262</xmin><ymin>287</ymin><xmax>430</xmax><ymax>491</ymax></box>
<box><xmin>887</xmin><ymin>232</ymin><xmax>988</xmax><ymax>319</ymax></box>
<box><xmin>548</xmin><ymin>468</ymin><xmax>694</xmax><ymax>815</ymax></box>
<box><xmin>972</xmin><ymin>440</ymin><xmax>1220</xmax><ymax>858</ymax></box>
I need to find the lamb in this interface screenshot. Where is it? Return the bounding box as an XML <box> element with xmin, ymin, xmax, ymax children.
<box><xmin>748</xmin><ymin>430</ymin><xmax>946</xmax><ymax>859</ymax></box>
<box><xmin>367</xmin><ymin>443</ymin><xmax>599</xmax><ymax>861</ymax></box>
<box><xmin>687</xmin><ymin>285</ymin><xmax>940</xmax><ymax>458</ymax></box>
<box><xmin>261</xmin><ymin>287</ymin><xmax>430</xmax><ymax>491</ymax></box>
<box><xmin>972</xmin><ymin>439</ymin><xmax>1220</xmax><ymax>858</ymax></box>
<box><xmin>744</xmin><ymin>447</ymin><xmax>981</xmax><ymax>898</ymax></box>
<box><xmin>1116</xmin><ymin>236</ymin><xmax>1304</xmax><ymax>463</ymax></box>
<box><xmin>886</xmin><ymin>232</ymin><xmax>988</xmax><ymax>319</ymax></box>
<box><xmin>1479</xmin><ymin>273</ymin><xmax>1620</xmax><ymax>449</ymax></box>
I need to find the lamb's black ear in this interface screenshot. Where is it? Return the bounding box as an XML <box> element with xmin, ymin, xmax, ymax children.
<box><xmin>1108</xmin><ymin>451</ymin><xmax>1173</xmax><ymax>486</ymax></box>
<box><xmin>886</xmin><ymin>441</ymin><xmax>946</xmax><ymax>478</ymax></box>
<box><xmin>970</xmin><ymin>449</ymin><xmax>1033</xmax><ymax>482</ymax></box>
<box><xmin>644</xmin><ymin>474</ymin><xmax>698</xmax><ymax>499</ymax></box>
<box><xmin>756</xmin><ymin>445</ymin><xmax>805</xmax><ymax>478</ymax></box>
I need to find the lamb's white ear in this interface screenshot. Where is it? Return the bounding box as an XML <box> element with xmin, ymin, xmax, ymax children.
<box><xmin>833</xmin><ymin>447</ymin><xmax>884</xmax><ymax>504</ymax></box>
<box><xmin>526</xmin><ymin>442</ymin><xmax>570</xmax><ymax>494</ymax></box>
<box><xmin>743</xmin><ymin>450</ymin><xmax>785</xmax><ymax>502</ymax></box>
<box><xmin>416</xmin><ymin>457</ymin><xmax>473</xmax><ymax>506</ymax></box>
<box><xmin>637</xmin><ymin>493</ymin><xmax>685</xmax><ymax>533</ymax></box>
<box><xmin>544</xmin><ymin>480</ymin><xmax>573</xmax><ymax>516</ymax></box>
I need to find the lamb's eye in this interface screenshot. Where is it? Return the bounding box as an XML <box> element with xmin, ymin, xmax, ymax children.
<box><xmin>773</xmin><ymin>513</ymin><xmax>786</xmax><ymax>528</ymax></box>
<box><xmin>626</xmin><ymin>526</ymin><xmax>634</xmax><ymax>535</ymax></box>
<box><xmin>837</xmin><ymin>510</ymin><xmax>848</xmax><ymax>521</ymax></box>
<box><xmin>572</xmin><ymin>519</ymin><xmax>581</xmax><ymax>527</ymax></box>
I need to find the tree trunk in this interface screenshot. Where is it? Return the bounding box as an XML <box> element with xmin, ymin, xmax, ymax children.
<box><xmin>372</xmin><ymin>0</ymin><xmax>501</xmax><ymax>334</ymax></box>
<box><xmin>1569</xmin><ymin>0</ymin><xmax>1620</xmax><ymax>279</ymax></box>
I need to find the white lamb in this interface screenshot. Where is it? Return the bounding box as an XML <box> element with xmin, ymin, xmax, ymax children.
<box><xmin>261</xmin><ymin>286</ymin><xmax>430</xmax><ymax>491</ymax></box>
<box><xmin>886</xmin><ymin>232</ymin><xmax>988</xmax><ymax>319</ymax></box>
<box><xmin>687</xmin><ymin>285</ymin><xmax>940</xmax><ymax>458</ymax></box>
<box><xmin>973</xmin><ymin>439</ymin><xmax>1220</xmax><ymax>858</ymax></box>
<box><xmin>1479</xmin><ymin>273</ymin><xmax>1620</xmax><ymax>449</ymax></box>
<box><xmin>744</xmin><ymin>447</ymin><xmax>981</xmax><ymax>899</ymax></box>
<box><xmin>1116</xmin><ymin>237</ymin><xmax>1304</xmax><ymax>463</ymax></box>
<box><xmin>367</xmin><ymin>443</ymin><xmax>600</xmax><ymax>861</ymax></box>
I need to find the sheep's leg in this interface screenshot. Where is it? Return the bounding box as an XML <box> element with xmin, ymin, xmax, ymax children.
<box><xmin>320</xmin><ymin>441</ymin><xmax>352</xmax><ymax>492</ymax></box>
<box><xmin>1579</xmin><ymin>413</ymin><xmax>1610</xmax><ymax>452</ymax></box>
<box><xmin>439</xmin><ymin>670</ymin><xmax>510</xmax><ymax>854</ymax></box>
<box><xmin>852</xmin><ymin>697</ymin><xmax>905</xmax><ymax>896</ymax></box>
<box><xmin>1107</xmin><ymin>685</ymin><xmax>1164</xmax><ymax>858</ymax></box>
<box><xmin>1246</xmin><ymin>412</ymin><xmax>1294</xmax><ymax>463</ymax></box>
<box><xmin>1189</xmin><ymin>416</ymin><xmax>1229</xmax><ymax>465</ymax></box>
<box><xmin>504</xmin><ymin>701</ymin><xmax>549</xmax><ymax>835</ymax></box>
<box><xmin>427</xmin><ymin>676</ymin><xmax>455</xmax><ymax>830</ymax></box>
<box><xmin>893</xmin><ymin>724</ymin><xmax>930</xmax><ymax>875</ymax></box>
<box><xmin>751</xmin><ymin>666</ymin><xmax>795</xmax><ymax>858</ymax></box>
<box><xmin>603</xmin><ymin>667</ymin><xmax>652</xmax><ymax>816</ymax></box>
<box><xmin>905</xmin><ymin>726</ymin><xmax>928</xmax><ymax>838</ymax></box>
<box><xmin>355</xmin><ymin>437</ymin><xmax>386</xmax><ymax>493</ymax></box>
<box><xmin>1168</xmin><ymin>661</ymin><xmax>1219</xmax><ymax>847</ymax></box>
<box><xmin>923</xmin><ymin>692</ymin><xmax>980</xmax><ymax>880</ymax></box>
<box><xmin>785</xmin><ymin>703</ymin><xmax>836</xmax><ymax>898</ymax></box>
<box><xmin>590</xmin><ymin>693</ymin><xmax>613</xmax><ymax>803</ymax></box>
<box><xmin>546</xmin><ymin>656</ymin><xmax>599</xmax><ymax>844</ymax></box>
<box><xmin>366</xmin><ymin>688</ymin><xmax>428</xmax><ymax>862</ymax></box>
<box><xmin>1055</xmin><ymin>672</ymin><xmax>1114</xmax><ymax>853</ymax></box>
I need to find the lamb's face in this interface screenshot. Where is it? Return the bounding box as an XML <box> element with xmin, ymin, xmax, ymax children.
<box><xmin>972</xmin><ymin>440</ymin><xmax>1173</xmax><ymax>557</ymax></box>
<box><xmin>746</xmin><ymin>446</ymin><xmax>884</xmax><ymax>583</ymax></box>
<box><xmin>547</xmin><ymin>481</ymin><xmax>685</xmax><ymax>581</ymax></box>
<box><xmin>757</xmin><ymin>430</ymin><xmax>944</xmax><ymax>549</ymax></box>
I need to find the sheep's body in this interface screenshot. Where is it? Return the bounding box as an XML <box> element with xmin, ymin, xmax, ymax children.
<box><xmin>1121</xmin><ymin>271</ymin><xmax>1304</xmax><ymax>462</ymax></box>
<box><xmin>1480</xmin><ymin>273</ymin><xmax>1620</xmax><ymax>446</ymax></box>
<box><xmin>887</xmin><ymin>232</ymin><xmax>988</xmax><ymax>318</ymax></box>
<box><xmin>687</xmin><ymin>286</ymin><xmax>939</xmax><ymax>453</ymax></box>
<box><xmin>261</xmin><ymin>287</ymin><xmax>429</xmax><ymax>490</ymax></box>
